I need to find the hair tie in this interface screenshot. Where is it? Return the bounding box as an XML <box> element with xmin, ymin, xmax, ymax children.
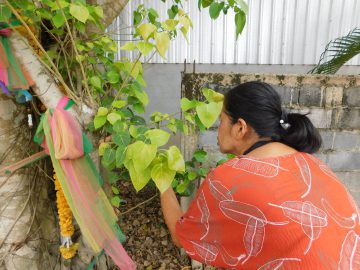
<box><xmin>280</xmin><ymin>119</ymin><xmax>291</xmax><ymax>130</ymax></box>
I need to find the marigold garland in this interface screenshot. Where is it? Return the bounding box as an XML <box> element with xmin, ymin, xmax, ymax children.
<box><xmin>54</xmin><ymin>173</ymin><xmax>79</xmax><ymax>259</ymax></box>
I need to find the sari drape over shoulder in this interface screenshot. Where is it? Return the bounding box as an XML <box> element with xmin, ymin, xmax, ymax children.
<box><xmin>176</xmin><ymin>153</ymin><xmax>360</xmax><ymax>269</ymax></box>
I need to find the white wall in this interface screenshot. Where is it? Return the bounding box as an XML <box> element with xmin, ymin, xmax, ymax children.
<box><xmin>110</xmin><ymin>0</ymin><xmax>360</xmax><ymax>65</ymax></box>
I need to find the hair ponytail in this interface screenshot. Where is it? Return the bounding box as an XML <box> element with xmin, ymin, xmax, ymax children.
<box><xmin>280</xmin><ymin>113</ymin><xmax>322</xmax><ymax>154</ymax></box>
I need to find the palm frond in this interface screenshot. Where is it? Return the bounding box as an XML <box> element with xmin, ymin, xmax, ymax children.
<box><xmin>309</xmin><ymin>28</ymin><xmax>360</xmax><ymax>74</ymax></box>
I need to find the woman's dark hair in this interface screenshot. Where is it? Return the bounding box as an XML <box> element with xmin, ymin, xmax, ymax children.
<box><xmin>223</xmin><ymin>81</ymin><xmax>322</xmax><ymax>154</ymax></box>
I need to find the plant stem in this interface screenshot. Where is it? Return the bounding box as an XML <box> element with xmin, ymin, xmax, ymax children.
<box><xmin>55</xmin><ymin>0</ymin><xmax>94</xmax><ymax>106</ymax></box>
<box><xmin>112</xmin><ymin>53</ymin><xmax>142</xmax><ymax>105</ymax></box>
<box><xmin>119</xmin><ymin>192</ymin><xmax>158</xmax><ymax>215</ymax></box>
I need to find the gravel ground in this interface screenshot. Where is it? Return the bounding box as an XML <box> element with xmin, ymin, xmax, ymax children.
<box><xmin>116</xmin><ymin>181</ymin><xmax>191</xmax><ymax>270</ymax></box>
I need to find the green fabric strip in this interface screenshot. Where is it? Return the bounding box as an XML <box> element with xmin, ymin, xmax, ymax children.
<box><xmin>85</xmin><ymin>249</ymin><xmax>105</xmax><ymax>270</ymax></box>
<box><xmin>1</xmin><ymin>35</ymin><xmax>27</xmax><ymax>88</ymax></box>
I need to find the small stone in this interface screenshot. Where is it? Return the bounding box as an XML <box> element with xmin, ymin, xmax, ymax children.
<box><xmin>144</xmin><ymin>237</ymin><xmax>153</xmax><ymax>246</ymax></box>
<box><xmin>144</xmin><ymin>260</ymin><xmax>151</xmax><ymax>267</ymax></box>
<box><xmin>133</xmin><ymin>219</ymin><xmax>140</xmax><ymax>226</ymax></box>
<box><xmin>160</xmin><ymin>227</ymin><xmax>167</xmax><ymax>237</ymax></box>
<box><xmin>161</xmin><ymin>240</ymin><xmax>168</xmax><ymax>246</ymax></box>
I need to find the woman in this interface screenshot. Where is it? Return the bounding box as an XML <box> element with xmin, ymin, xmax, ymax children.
<box><xmin>161</xmin><ymin>82</ymin><xmax>360</xmax><ymax>269</ymax></box>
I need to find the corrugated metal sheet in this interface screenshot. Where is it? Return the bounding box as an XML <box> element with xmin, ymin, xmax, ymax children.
<box><xmin>109</xmin><ymin>0</ymin><xmax>360</xmax><ymax>65</ymax></box>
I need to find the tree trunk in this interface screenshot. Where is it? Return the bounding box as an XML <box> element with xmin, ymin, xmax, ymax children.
<box><xmin>0</xmin><ymin>95</ymin><xmax>59</xmax><ymax>269</ymax></box>
<box><xmin>88</xmin><ymin>0</ymin><xmax>129</xmax><ymax>27</ymax></box>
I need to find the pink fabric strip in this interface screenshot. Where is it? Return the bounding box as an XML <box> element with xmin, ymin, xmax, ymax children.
<box><xmin>56</xmin><ymin>96</ymin><xmax>70</xmax><ymax>110</ymax></box>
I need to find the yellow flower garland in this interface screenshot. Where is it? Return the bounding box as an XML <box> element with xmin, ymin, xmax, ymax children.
<box><xmin>54</xmin><ymin>173</ymin><xmax>79</xmax><ymax>259</ymax></box>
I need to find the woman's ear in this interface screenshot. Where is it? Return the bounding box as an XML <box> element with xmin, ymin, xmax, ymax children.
<box><xmin>233</xmin><ymin>118</ymin><xmax>248</xmax><ymax>138</ymax></box>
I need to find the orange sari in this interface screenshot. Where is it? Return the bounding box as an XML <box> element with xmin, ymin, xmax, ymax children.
<box><xmin>176</xmin><ymin>152</ymin><xmax>360</xmax><ymax>269</ymax></box>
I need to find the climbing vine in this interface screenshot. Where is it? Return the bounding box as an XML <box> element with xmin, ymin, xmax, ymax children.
<box><xmin>0</xmin><ymin>0</ymin><xmax>247</xmax><ymax>204</ymax></box>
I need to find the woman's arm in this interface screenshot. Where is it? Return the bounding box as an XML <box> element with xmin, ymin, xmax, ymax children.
<box><xmin>160</xmin><ymin>187</ymin><xmax>183</xmax><ymax>247</ymax></box>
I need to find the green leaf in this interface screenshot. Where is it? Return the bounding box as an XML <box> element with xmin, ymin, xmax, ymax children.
<box><xmin>195</xmin><ymin>114</ymin><xmax>206</xmax><ymax>132</ymax></box>
<box><xmin>209</xmin><ymin>2</ymin><xmax>224</xmax><ymax>19</ymax></box>
<box><xmin>235</xmin><ymin>10</ymin><xmax>246</xmax><ymax>38</ymax></box>
<box><xmin>99</xmin><ymin>142</ymin><xmax>109</xmax><ymax>156</ymax></box>
<box><xmin>94</xmin><ymin>115</ymin><xmax>107</xmax><ymax>129</ymax></box>
<box><xmin>112</xmin><ymin>186</ymin><xmax>120</xmax><ymax>195</ymax></box>
<box><xmin>0</xmin><ymin>6</ymin><xmax>11</xmax><ymax>21</ymax></box>
<box><xmin>167</xmin><ymin>8</ymin><xmax>176</xmax><ymax>19</ymax></box>
<box><xmin>125</xmin><ymin>159</ymin><xmax>151</xmax><ymax>192</ymax></box>
<box><xmin>167</xmin><ymin>123</ymin><xmax>177</xmax><ymax>133</ymax></box>
<box><xmin>164</xmin><ymin>19</ymin><xmax>179</xmax><ymax>31</ymax></box>
<box><xmin>50</xmin><ymin>0</ymin><xmax>69</xmax><ymax>10</ymax></box>
<box><xmin>181</xmin><ymin>98</ymin><xmax>198</xmax><ymax>111</ymax></box>
<box><xmin>195</xmin><ymin>101</ymin><xmax>222</xmax><ymax>128</ymax></box>
<box><xmin>201</xmin><ymin>88</ymin><xmax>224</xmax><ymax>102</ymax></box>
<box><xmin>116</xmin><ymin>145</ymin><xmax>127</xmax><ymax>167</ymax></box>
<box><xmin>69</xmin><ymin>3</ymin><xmax>89</xmax><ymax>23</ymax></box>
<box><xmin>148</xmin><ymin>8</ymin><xmax>159</xmax><ymax>23</ymax></box>
<box><xmin>151</xmin><ymin>161</ymin><xmax>176</xmax><ymax>193</ymax></box>
<box><xmin>112</xmin><ymin>100</ymin><xmax>127</xmax><ymax>108</ymax></box>
<box><xmin>176</xmin><ymin>181</ymin><xmax>190</xmax><ymax>194</ymax></box>
<box><xmin>134</xmin><ymin>89</ymin><xmax>149</xmax><ymax>106</ymax></box>
<box><xmin>113</xmin><ymin>131</ymin><xmax>131</xmax><ymax>147</ymax></box>
<box><xmin>52</xmin><ymin>11</ymin><xmax>65</xmax><ymax>28</ymax></box>
<box><xmin>199</xmin><ymin>167</ymin><xmax>209</xmax><ymax>177</ymax></box>
<box><xmin>154</xmin><ymin>32</ymin><xmax>170</xmax><ymax>59</ymax></box>
<box><xmin>97</xmin><ymin>107</ymin><xmax>108</xmax><ymax>116</ymax></box>
<box><xmin>236</xmin><ymin>0</ymin><xmax>249</xmax><ymax>14</ymax></box>
<box><xmin>145</xmin><ymin>129</ymin><xmax>170</xmax><ymax>147</ymax></box>
<box><xmin>126</xmin><ymin>141</ymin><xmax>157</xmax><ymax>172</ymax></box>
<box><xmin>107</xmin><ymin>171</ymin><xmax>119</xmax><ymax>184</ymax></box>
<box><xmin>129</xmin><ymin>125</ymin><xmax>138</xmax><ymax>138</ymax></box>
<box><xmin>102</xmin><ymin>148</ymin><xmax>116</xmax><ymax>168</ymax></box>
<box><xmin>133</xmin><ymin>10</ymin><xmax>142</xmax><ymax>25</ymax></box>
<box><xmin>107</xmin><ymin>112</ymin><xmax>122</xmax><ymax>125</ymax></box>
<box><xmin>121</xmin><ymin>42</ymin><xmax>137</xmax><ymax>51</ymax></box>
<box><xmin>90</xmin><ymin>76</ymin><xmax>102</xmax><ymax>90</ymax></box>
<box><xmin>136</xmin><ymin>41</ymin><xmax>154</xmax><ymax>56</ymax></box>
<box><xmin>185</xmin><ymin>113</ymin><xmax>195</xmax><ymax>124</ymax></box>
<box><xmin>113</xmin><ymin>121</ymin><xmax>126</xmax><ymax>133</ymax></box>
<box><xmin>107</xmin><ymin>70</ymin><xmax>120</xmax><ymax>84</ymax></box>
<box><xmin>93</xmin><ymin>6</ymin><xmax>104</xmax><ymax>18</ymax></box>
<box><xmin>136</xmin><ymin>74</ymin><xmax>147</xmax><ymax>87</ymax></box>
<box><xmin>188</xmin><ymin>171</ymin><xmax>197</xmax><ymax>181</ymax></box>
<box><xmin>179</xmin><ymin>16</ymin><xmax>192</xmax><ymax>31</ymax></box>
<box><xmin>180</xmin><ymin>27</ymin><xmax>189</xmax><ymax>43</ymax></box>
<box><xmin>137</xmin><ymin>23</ymin><xmax>157</xmax><ymax>41</ymax></box>
<box><xmin>167</xmin><ymin>146</ymin><xmax>185</xmax><ymax>171</ymax></box>
<box><xmin>111</xmin><ymin>196</ymin><xmax>121</xmax><ymax>207</ymax></box>
<box><xmin>202</xmin><ymin>0</ymin><xmax>213</xmax><ymax>8</ymax></box>
<box><xmin>193</xmin><ymin>149</ymin><xmax>207</xmax><ymax>163</ymax></box>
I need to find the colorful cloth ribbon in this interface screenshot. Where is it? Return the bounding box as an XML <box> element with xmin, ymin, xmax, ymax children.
<box><xmin>34</xmin><ymin>97</ymin><xmax>136</xmax><ymax>270</ymax></box>
<box><xmin>0</xmin><ymin>25</ymin><xmax>33</xmax><ymax>103</ymax></box>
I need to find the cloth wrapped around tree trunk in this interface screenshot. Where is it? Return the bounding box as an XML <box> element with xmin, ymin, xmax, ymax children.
<box><xmin>34</xmin><ymin>97</ymin><xmax>136</xmax><ymax>270</ymax></box>
<box><xmin>0</xmin><ymin>23</ymin><xmax>33</xmax><ymax>103</ymax></box>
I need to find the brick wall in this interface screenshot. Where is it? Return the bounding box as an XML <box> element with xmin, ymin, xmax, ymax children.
<box><xmin>181</xmin><ymin>72</ymin><xmax>360</xmax><ymax>203</ymax></box>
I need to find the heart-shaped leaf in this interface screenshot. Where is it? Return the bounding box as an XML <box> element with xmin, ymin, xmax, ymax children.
<box><xmin>136</xmin><ymin>41</ymin><xmax>155</xmax><ymax>56</ymax></box>
<box><xmin>167</xmin><ymin>146</ymin><xmax>185</xmax><ymax>171</ymax></box>
<box><xmin>196</xmin><ymin>101</ymin><xmax>222</xmax><ymax>128</ymax></box>
<box><xmin>154</xmin><ymin>32</ymin><xmax>170</xmax><ymax>59</ymax></box>
<box><xmin>70</xmin><ymin>3</ymin><xmax>89</xmax><ymax>23</ymax></box>
<box><xmin>145</xmin><ymin>129</ymin><xmax>170</xmax><ymax>147</ymax></box>
<box><xmin>201</xmin><ymin>88</ymin><xmax>224</xmax><ymax>102</ymax></box>
<box><xmin>181</xmin><ymin>98</ymin><xmax>198</xmax><ymax>112</ymax></box>
<box><xmin>107</xmin><ymin>112</ymin><xmax>122</xmax><ymax>125</ymax></box>
<box><xmin>137</xmin><ymin>23</ymin><xmax>157</xmax><ymax>40</ymax></box>
<box><xmin>151</xmin><ymin>161</ymin><xmax>176</xmax><ymax>193</ymax></box>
